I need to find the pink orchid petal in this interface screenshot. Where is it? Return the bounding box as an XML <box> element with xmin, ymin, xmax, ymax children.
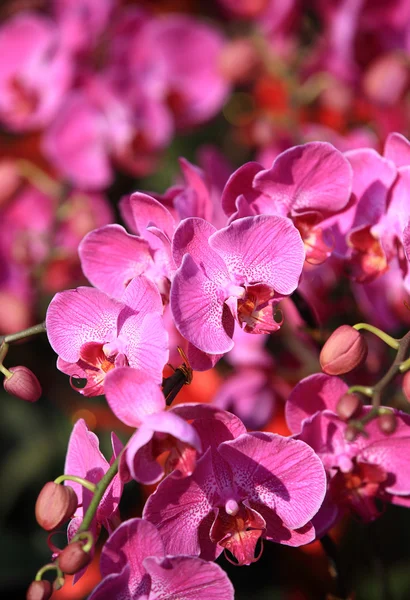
<box><xmin>254</xmin><ymin>506</ymin><xmax>316</xmax><ymax>546</ymax></box>
<box><xmin>186</xmin><ymin>343</ymin><xmax>223</xmax><ymax>371</ymax></box>
<box><xmin>120</xmin><ymin>312</ymin><xmax>168</xmax><ymax>382</ymax></box>
<box><xmin>209</xmin><ymin>215</ymin><xmax>305</xmax><ymax>294</ymax></box>
<box><xmin>345</xmin><ymin>148</ymin><xmax>397</xmax><ymax>231</ymax></box>
<box><xmin>143</xmin><ymin>449</ymin><xmax>220</xmax><ymax>560</ymax></box>
<box><xmin>129</xmin><ymin>192</ymin><xmax>175</xmax><ymax>241</ymax></box>
<box><xmin>172</xmin><ymin>403</ymin><xmax>247</xmax><ymax>441</ymax></box>
<box><xmin>79</xmin><ymin>225</ymin><xmax>151</xmax><ymax>298</ymax></box>
<box><xmin>142</xmin><ymin>411</ymin><xmax>202</xmax><ymax>451</ymax></box>
<box><xmin>218</xmin><ymin>432</ymin><xmax>326</xmax><ymax>530</ymax></box>
<box><xmin>171</xmin><ymin>253</ymin><xmax>235</xmax><ymax>354</ymax></box>
<box><xmin>64</xmin><ymin>419</ymin><xmax>122</xmax><ymax>523</ymax></box>
<box><xmin>145</xmin><ymin>555</ymin><xmax>234</xmax><ymax>600</ymax></box>
<box><xmin>285</xmin><ymin>373</ymin><xmax>349</xmax><ymax>434</ymax></box>
<box><xmin>120</xmin><ymin>275</ymin><xmax>164</xmax><ymax>317</ymax></box>
<box><xmin>254</xmin><ymin>142</ymin><xmax>352</xmax><ymax>216</ymax></box>
<box><xmin>99</xmin><ymin>518</ymin><xmax>164</xmax><ymax>589</ymax></box>
<box><xmin>88</xmin><ymin>567</ymin><xmax>134</xmax><ymax>600</ymax></box>
<box><xmin>104</xmin><ymin>368</ymin><xmax>165</xmax><ymax>427</ymax></box>
<box><xmin>221</xmin><ymin>162</ymin><xmax>264</xmax><ymax>217</ymax></box>
<box><xmin>126</xmin><ymin>427</ymin><xmax>164</xmax><ymax>484</ymax></box>
<box><xmin>384</xmin><ymin>132</ymin><xmax>410</xmax><ymax>167</ymax></box>
<box><xmin>359</xmin><ymin>437</ymin><xmax>410</xmax><ymax>495</ymax></box>
<box><xmin>172</xmin><ymin>217</ymin><xmax>224</xmax><ymax>272</ymax></box>
<box><xmin>127</xmin><ymin>412</ymin><xmax>201</xmax><ymax>484</ymax></box>
<box><xmin>176</xmin><ymin>157</ymin><xmax>213</xmax><ymax>221</ymax></box>
<box><xmin>46</xmin><ymin>287</ymin><xmax>121</xmax><ymax>362</ymax></box>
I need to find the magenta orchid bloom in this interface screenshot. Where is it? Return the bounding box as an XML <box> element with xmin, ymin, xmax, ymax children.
<box><xmin>46</xmin><ymin>276</ymin><xmax>168</xmax><ymax>396</ymax></box>
<box><xmin>0</xmin><ymin>12</ymin><xmax>72</xmax><ymax>131</ymax></box>
<box><xmin>222</xmin><ymin>142</ymin><xmax>352</xmax><ymax>264</ymax></box>
<box><xmin>340</xmin><ymin>133</ymin><xmax>410</xmax><ymax>287</ymax></box>
<box><xmin>88</xmin><ymin>518</ymin><xmax>234</xmax><ymax>600</ymax></box>
<box><xmin>104</xmin><ymin>367</ymin><xmax>201</xmax><ymax>484</ymax></box>
<box><xmin>171</xmin><ymin>214</ymin><xmax>305</xmax><ymax>354</ymax></box>
<box><xmin>144</xmin><ymin>432</ymin><xmax>326</xmax><ymax>565</ymax></box>
<box><xmin>286</xmin><ymin>373</ymin><xmax>410</xmax><ymax>533</ymax></box>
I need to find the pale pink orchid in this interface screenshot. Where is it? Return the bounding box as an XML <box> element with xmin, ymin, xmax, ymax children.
<box><xmin>46</xmin><ymin>276</ymin><xmax>168</xmax><ymax>396</ymax></box>
<box><xmin>144</xmin><ymin>431</ymin><xmax>326</xmax><ymax>565</ymax></box>
<box><xmin>222</xmin><ymin>142</ymin><xmax>352</xmax><ymax>265</ymax></box>
<box><xmin>286</xmin><ymin>373</ymin><xmax>410</xmax><ymax>533</ymax></box>
<box><xmin>80</xmin><ymin>192</ymin><xmax>176</xmax><ymax>301</ymax></box>
<box><xmin>0</xmin><ymin>12</ymin><xmax>72</xmax><ymax>131</ymax></box>
<box><xmin>170</xmin><ymin>214</ymin><xmax>305</xmax><ymax>354</ymax></box>
<box><xmin>88</xmin><ymin>518</ymin><xmax>234</xmax><ymax>600</ymax></box>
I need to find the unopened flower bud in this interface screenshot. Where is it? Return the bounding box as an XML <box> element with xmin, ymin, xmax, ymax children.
<box><xmin>3</xmin><ymin>366</ymin><xmax>42</xmax><ymax>402</ymax></box>
<box><xmin>320</xmin><ymin>325</ymin><xmax>368</xmax><ymax>375</ymax></box>
<box><xmin>58</xmin><ymin>541</ymin><xmax>91</xmax><ymax>574</ymax></box>
<box><xmin>35</xmin><ymin>482</ymin><xmax>78</xmax><ymax>531</ymax></box>
<box><xmin>402</xmin><ymin>371</ymin><xmax>410</xmax><ymax>402</ymax></box>
<box><xmin>378</xmin><ymin>410</ymin><xmax>397</xmax><ymax>434</ymax></box>
<box><xmin>26</xmin><ymin>580</ymin><xmax>52</xmax><ymax>600</ymax></box>
<box><xmin>336</xmin><ymin>393</ymin><xmax>362</xmax><ymax>420</ymax></box>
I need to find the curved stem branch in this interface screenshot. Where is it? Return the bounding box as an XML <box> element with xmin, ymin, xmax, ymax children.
<box><xmin>54</xmin><ymin>475</ymin><xmax>96</xmax><ymax>494</ymax></box>
<box><xmin>353</xmin><ymin>323</ymin><xmax>399</xmax><ymax>349</ymax></box>
<box><xmin>0</xmin><ymin>322</ymin><xmax>46</xmax><ymax>345</ymax></box>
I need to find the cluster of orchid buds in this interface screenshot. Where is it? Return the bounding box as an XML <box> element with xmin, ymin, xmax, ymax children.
<box><xmin>0</xmin><ymin>129</ymin><xmax>409</xmax><ymax>600</ymax></box>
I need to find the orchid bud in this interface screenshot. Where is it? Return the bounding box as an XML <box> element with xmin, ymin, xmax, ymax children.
<box><xmin>320</xmin><ymin>325</ymin><xmax>367</xmax><ymax>375</ymax></box>
<box><xmin>26</xmin><ymin>580</ymin><xmax>52</xmax><ymax>600</ymax></box>
<box><xmin>3</xmin><ymin>366</ymin><xmax>42</xmax><ymax>402</ymax></box>
<box><xmin>378</xmin><ymin>410</ymin><xmax>397</xmax><ymax>435</ymax></box>
<box><xmin>35</xmin><ymin>482</ymin><xmax>78</xmax><ymax>531</ymax></box>
<box><xmin>403</xmin><ymin>371</ymin><xmax>410</xmax><ymax>402</ymax></box>
<box><xmin>336</xmin><ymin>393</ymin><xmax>361</xmax><ymax>420</ymax></box>
<box><xmin>58</xmin><ymin>541</ymin><xmax>91</xmax><ymax>574</ymax></box>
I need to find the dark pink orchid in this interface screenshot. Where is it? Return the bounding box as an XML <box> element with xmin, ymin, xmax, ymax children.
<box><xmin>171</xmin><ymin>214</ymin><xmax>305</xmax><ymax>354</ymax></box>
<box><xmin>286</xmin><ymin>373</ymin><xmax>410</xmax><ymax>532</ymax></box>
<box><xmin>0</xmin><ymin>12</ymin><xmax>72</xmax><ymax>131</ymax></box>
<box><xmin>88</xmin><ymin>518</ymin><xmax>234</xmax><ymax>600</ymax></box>
<box><xmin>144</xmin><ymin>432</ymin><xmax>326</xmax><ymax>565</ymax></box>
<box><xmin>46</xmin><ymin>276</ymin><xmax>168</xmax><ymax>396</ymax></box>
<box><xmin>104</xmin><ymin>367</ymin><xmax>201</xmax><ymax>484</ymax></box>
<box><xmin>222</xmin><ymin>142</ymin><xmax>352</xmax><ymax>265</ymax></box>
<box><xmin>340</xmin><ymin>133</ymin><xmax>410</xmax><ymax>286</ymax></box>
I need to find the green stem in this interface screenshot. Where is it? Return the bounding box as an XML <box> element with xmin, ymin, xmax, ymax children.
<box><xmin>54</xmin><ymin>475</ymin><xmax>96</xmax><ymax>494</ymax></box>
<box><xmin>0</xmin><ymin>322</ymin><xmax>46</xmax><ymax>345</ymax></box>
<box><xmin>0</xmin><ymin>363</ymin><xmax>12</xmax><ymax>378</ymax></box>
<box><xmin>353</xmin><ymin>323</ymin><xmax>399</xmax><ymax>349</ymax></box>
<box><xmin>0</xmin><ymin>342</ymin><xmax>9</xmax><ymax>364</ymax></box>
<box><xmin>347</xmin><ymin>385</ymin><xmax>374</xmax><ymax>398</ymax></box>
<box><xmin>74</xmin><ymin>531</ymin><xmax>94</xmax><ymax>553</ymax></box>
<box><xmin>399</xmin><ymin>356</ymin><xmax>410</xmax><ymax>373</ymax></box>
<box><xmin>35</xmin><ymin>562</ymin><xmax>62</xmax><ymax>582</ymax></box>
<box><xmin>76</xmin><ymin>454</ymin><xmax>121</xmax><ymax>535</ymax></box>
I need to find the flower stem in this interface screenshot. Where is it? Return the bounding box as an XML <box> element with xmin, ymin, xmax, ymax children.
<box><xmin>353</xmin><ymin>323</ymin><xmax>399</xmax><ymax>349</ymax></box>
<box><xmin>0</xmin><ymin>322</ymin><xmax>46</xmax><ymax>345</ymax></box>
<box><xmin>35</xmin><ymin>562</ymin><xmax>63</xmax><ymax>582</ymax></box>
<box><xmin>75</xmin><ymin>454</ymin><xmax>121</xmax><ymax>536</ymax></box>
<box><xmin>54</xmin><ymin>475</ymin><xmax>96</xmax><ymax>494</ymax></box>
<box><xmin>347</xmin><ymin>385</ymin><xmax>374</xmax><ymax>398</ymax></box>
